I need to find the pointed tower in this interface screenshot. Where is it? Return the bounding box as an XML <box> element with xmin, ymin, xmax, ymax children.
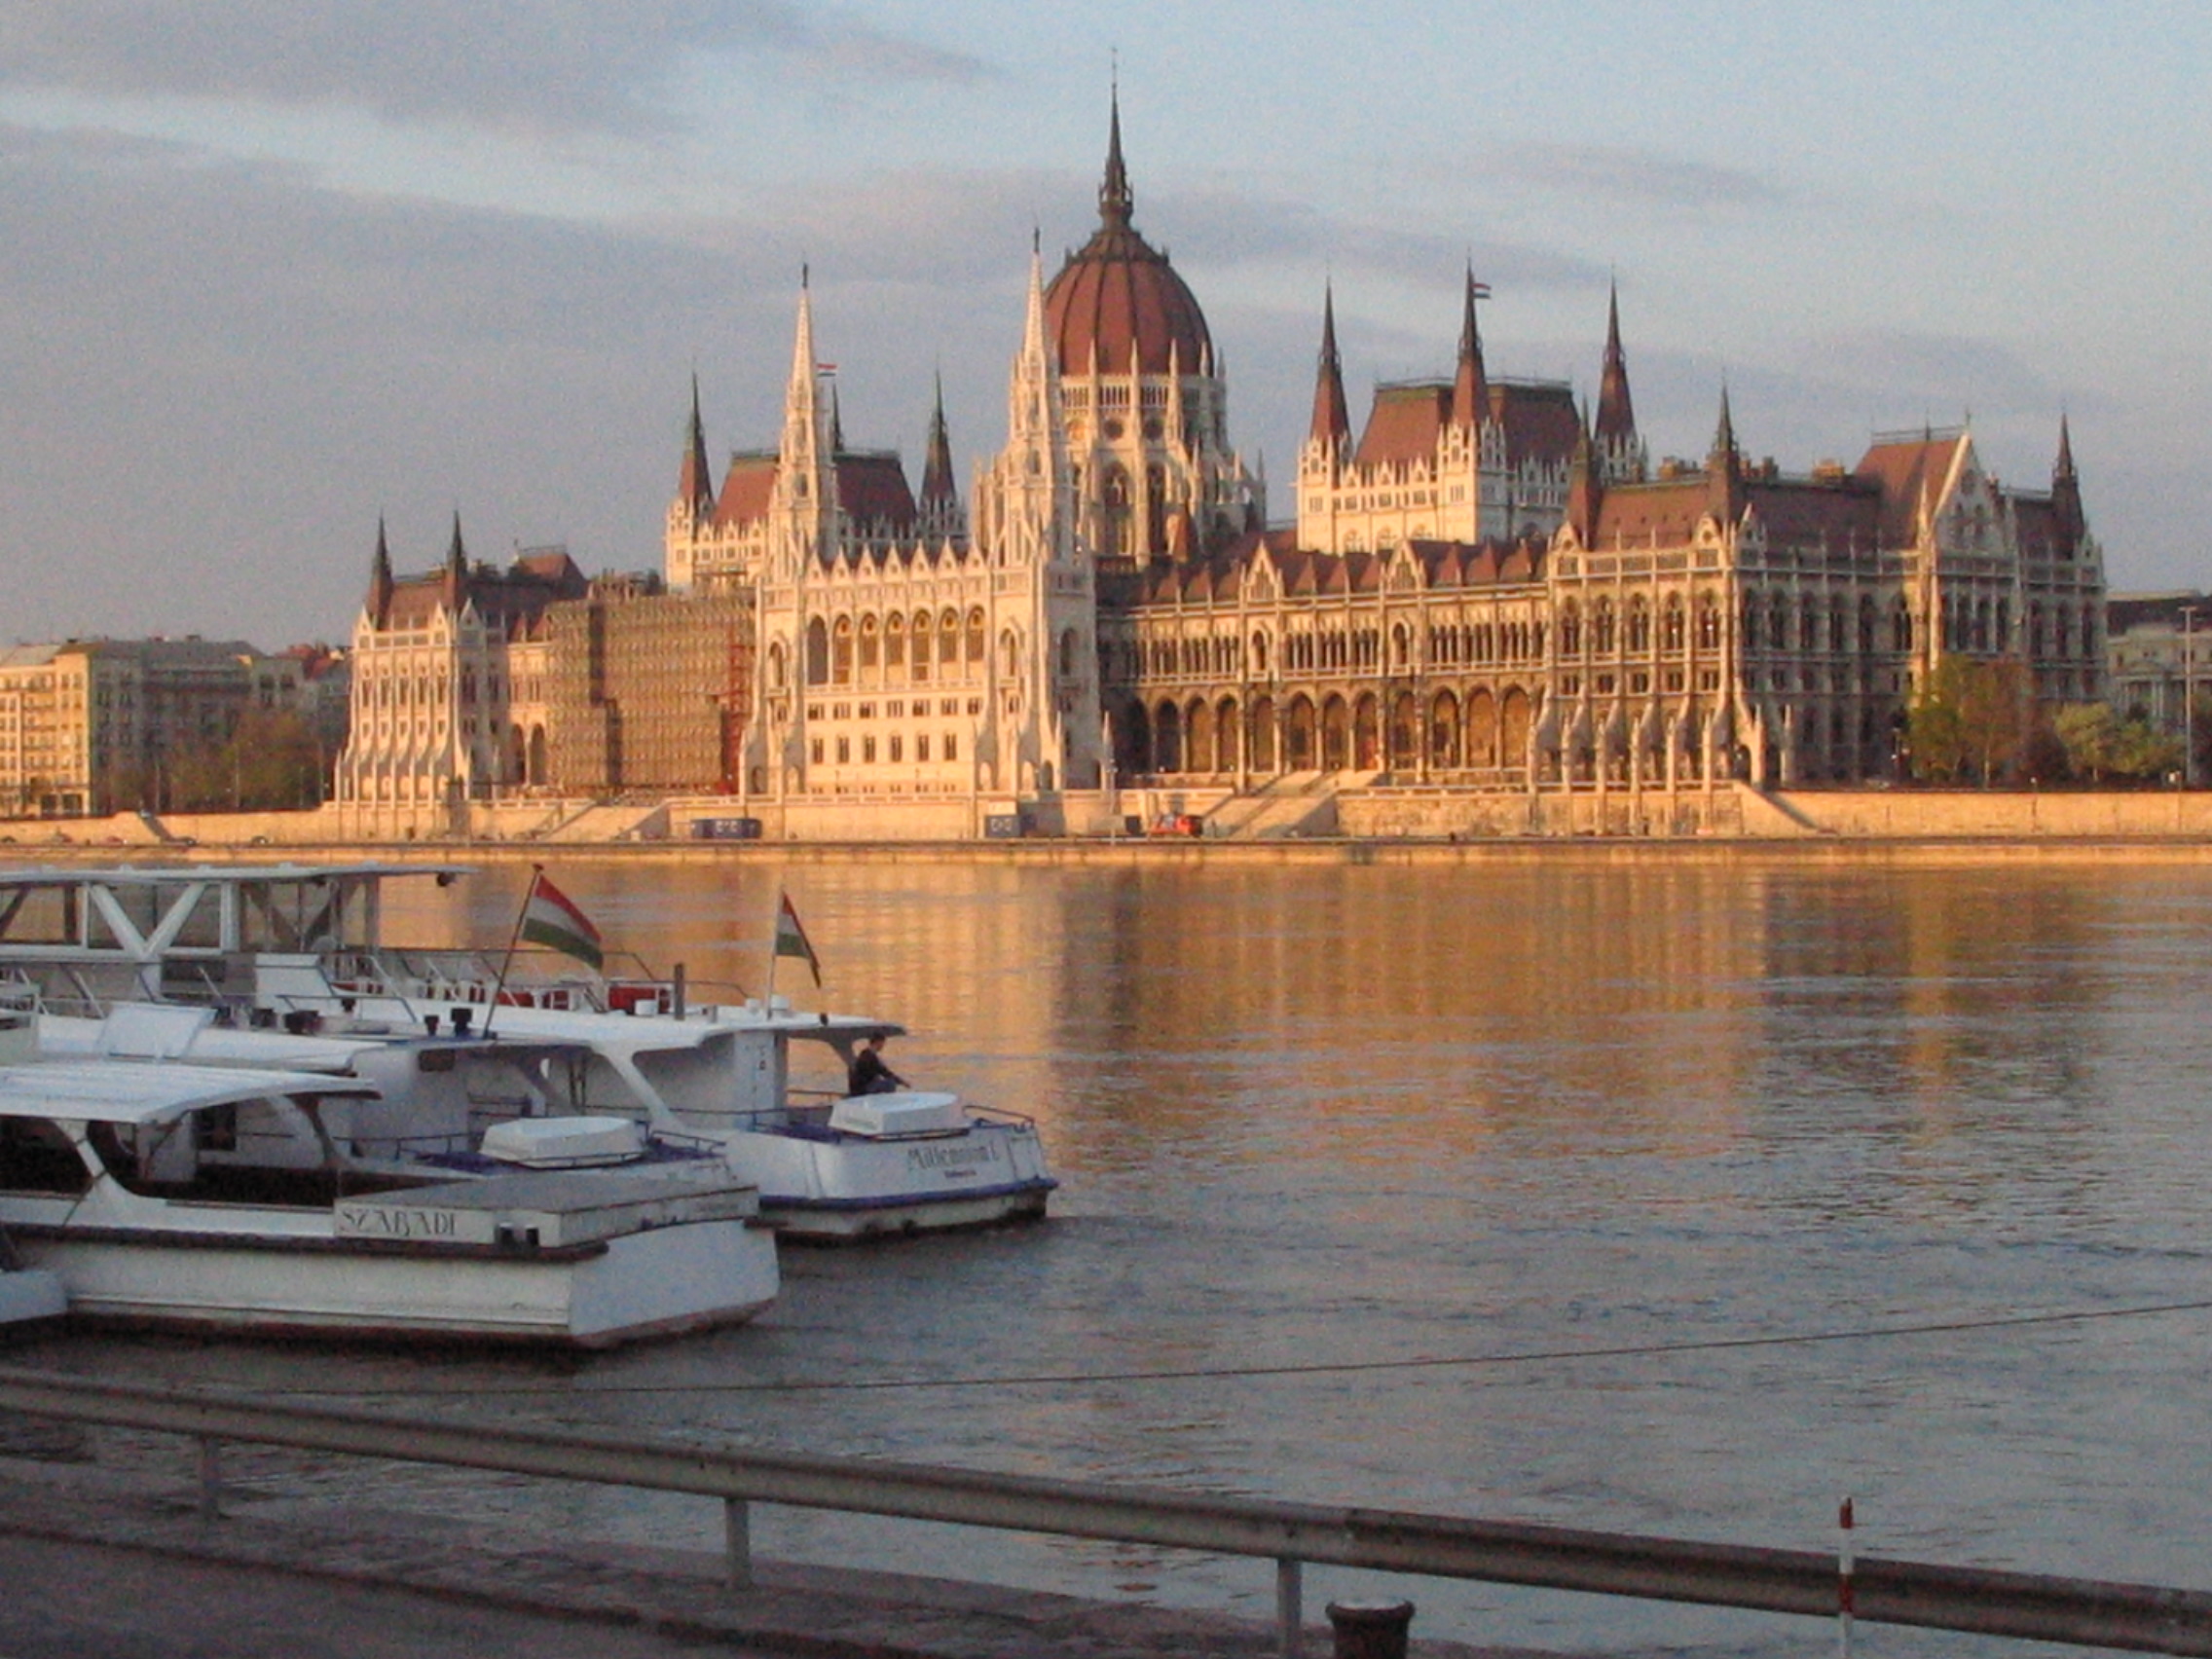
<box><xmin>1100</xmin><ymin>80</ymin><xmax>1134</xmax><ymax>233</ymax></box>
<box><xmin>1567</xmin><ymin>408</ymin><xmax>1603</xmax><ymax>546</ymax></box>
<box><xmin>918</xmin><ymin>373</ymin><xmax>964</xmax><ymax>542</ymax></box>
<box><xmin>2051</xmin><ymin>414</ymin><xmax>2084</xmax><ymax>551</ymax></box>
<box><xmin>1594</xmin><ymin>282</ymin><xmax>1645</xmax><ymax>484</ymax></box>
<box><xmin>1449</xmin><ymin>269</ymin><xmax>1490</xmax><ymax>432</ymax></box>
<box><xmin>368</xmin><ymin>517</ymin><xmax>394</xmax><ymax>627</ymax></box>
<box><xmin>1310</xmin><ymin>284</ymin><xmax>1352</xmax><ymax>455</ymax></box>
<box><xmin>1705</xmin><ymin>387</ymin><xmax>1745</xmax><ymax>527</ymax></box>
<box><xmin>441</xmin><ymin>511</ymin><xmax>468</xmax><ymax>609</ymax></box>
<box><xmin>770</xmin><ymin>271</ymin><xmax>834</xmax><ymax>579</ymax></box>
<box><xmin>1043</xmin><ymin>88</ymin><xmax>1259</xmax><ymax>562</ymax></box>
<box><xmin>678</xmin><ymin>375</ymin><xmax>716</xmax><ymax>517</ymax></box>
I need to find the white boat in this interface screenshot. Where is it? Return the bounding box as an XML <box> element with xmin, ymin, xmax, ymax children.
<box><xmin>0</xmin><ymin>864</ymin><xmax>1057</xmax><ymax>1241</ymax></box>
<box><xmin>0</xmin><ymin>1006</ymin><xmax>779</xmax><ymax>1347</ymax></box>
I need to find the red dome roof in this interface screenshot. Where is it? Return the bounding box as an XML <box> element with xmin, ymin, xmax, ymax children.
<box><xmin>1043</xmin><ymin>104</ymin><xmax>1213</xmax><ymax>379</ymax></box>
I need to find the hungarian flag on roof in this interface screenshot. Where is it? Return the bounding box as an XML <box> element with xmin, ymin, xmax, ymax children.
<box><xmin>520</xmin><ymin>871</ymin><xmax>603</xmax><ymax>970</ymax></box>
<box><xmin>774</xmin><ymin>891</ymin><xmax>822</xmax><ymax>986</ymax></box>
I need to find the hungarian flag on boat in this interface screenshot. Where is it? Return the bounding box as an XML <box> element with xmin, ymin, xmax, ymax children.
<box><xmin>520</xmin><ymin>871</ymin><xmax>603</xmax><ymax>970</ymax></box>
<box><xmin>774</xmin><ymin>891</ymin><xmax>822</xmax><ymax>986</ymax></box>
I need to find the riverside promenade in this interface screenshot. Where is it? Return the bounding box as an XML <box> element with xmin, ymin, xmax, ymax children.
<box><xmin>0</xmin><ymin>1452</ymin><xmax>1508</xmax><ymax>1659</ymax></box>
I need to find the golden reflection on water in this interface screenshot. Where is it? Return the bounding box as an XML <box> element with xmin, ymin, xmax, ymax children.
<box><xmin>376</xmin><ymin>852</ymin><xmax>2157</xmax><ymax>1203</ymax></box>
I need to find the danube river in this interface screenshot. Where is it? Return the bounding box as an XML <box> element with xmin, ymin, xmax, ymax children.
<box><xmin>18</xmin><ymin>849</ymin><xmax>2212</xmax><ymax>1655</ymax></box>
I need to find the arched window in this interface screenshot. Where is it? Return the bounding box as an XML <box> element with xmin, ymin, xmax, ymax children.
<box><xmin>1662</xmin><ymin>596</ymin><xmax>1686</xmax><ymax>653</ymax></box>
<box><xmin>1251</xmin><ymin>630</ymin><xmax>1271</xmax><ymax>676</ymax></box>
<box><xmin>805</xmin><ymin>618</ymin><xmax>830</xmax><ymax>685</ymax></box>
<box><xmin>768</xmin><ymin>641</ymin><xmax>788</xmax><ymax>690</ymax></box>
<box><xmin>832</xmin><ymin>616</ymin><xmax>854</xmax><ymax>684</ymax></box>
<box><xmin>1059</xmin><ymin>628</ymin><xmax>1080</xmax><ymax>679</ymax></box>
<box><xmin>966</xmin><ymin>607</ymin><xmax>987</xmax><ymax>664</ymax></box>
<box><xmin>1626</xmin><ymin>598</ymin><xmax>1650</xmax><ymax>653</ymax></box>
<box><xmin>859</xmin><ymin>614</ymin><xmax>880</xmax><ymax>671</ymax></box>
<box><xmin>1561</xmin><ymin>603</ymin><xmax>1582</xmax><ymax>657</ymax></box>
<box><xmin>886</xmin><ymin>612</ymin><xmax>905</xmax><ymax>669</ymax></box>
<box><xmin>911</xmin><ymin>610</ymin><xmax>933</xmax><ymax>681</ymax></box>
<box><xmin>1594</xmin><ymin>598</ymin><xmax>1616</xmax><ymax>654</ymax></box>
<box><xmin>940</xmin><ymin>608</ymin><xmax>961</xmax><ymax>669</ymax></box>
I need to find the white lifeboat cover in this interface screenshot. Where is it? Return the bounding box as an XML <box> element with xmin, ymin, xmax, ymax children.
<box><xmin>828</xmin><ymin>1090</ymin><xmax>968</xmax><ymax>1138</ymax></box>
<box><xmin>480</xmin><ymin>1115</ymin><xmax>645</xmax><ymax>1167</ymax></box>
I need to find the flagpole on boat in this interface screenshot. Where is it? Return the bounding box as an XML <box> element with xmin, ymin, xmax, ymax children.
<box><xmin>764</xmin><ymin>890</ymin><xmax>780</xmax><ymax>1006</ymax></box>
<box><xmin>481</xmin><ymin>865</ymin><xmax>539</xmax><ymax>1040</ymax></box>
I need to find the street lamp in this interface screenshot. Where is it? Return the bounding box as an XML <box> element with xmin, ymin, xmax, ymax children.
<box><xmin>2185</xmin><ymin>605</ymin><xmax>2198</xmax><ymax>789</ymax></box>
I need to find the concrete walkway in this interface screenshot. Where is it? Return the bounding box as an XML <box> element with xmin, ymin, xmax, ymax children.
<box><xmin>0</xmin><ymin>1451</ymin><xmax>1521</xmax><ymax>1659</ymax></box>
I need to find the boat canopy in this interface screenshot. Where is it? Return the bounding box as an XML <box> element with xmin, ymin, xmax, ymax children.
<box><xmin>0</xmin><ymin>1060</ymin><xmax>379</xmax><ymax>1126</ymax></box>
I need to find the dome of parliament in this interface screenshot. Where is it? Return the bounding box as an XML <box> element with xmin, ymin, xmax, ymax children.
<box><xmin>1043</xmin><ymin>103</ymin><xmax>1213</xmax><ymax>379</ymax></box>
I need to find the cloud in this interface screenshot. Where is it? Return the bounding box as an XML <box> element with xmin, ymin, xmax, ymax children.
<box><xmin>1477</xmin><ymin>141</ymin><xmax>1787</xmax><ymax>210</ymax></box>
<box><xmin>0</xmin><ymin>2</ymin><xmax>992</xmax><ymax>136</ymax></box>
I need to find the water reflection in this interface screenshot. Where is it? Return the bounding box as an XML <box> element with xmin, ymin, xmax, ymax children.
<box><xmin>19</xmin><ymin>850</ymin><xmax>2212</xmax><ymax>1653</ymax></box>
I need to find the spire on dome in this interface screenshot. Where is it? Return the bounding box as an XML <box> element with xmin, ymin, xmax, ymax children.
<box><xmin>1595</xmin><ymin>281</ymin><xmax>1636</xmax><ymax>444</ymax></box>
<box><xmin>679</xmin><ymin>374</ymin><xmax>715</xmax><ymax>516</ymax></box>
<box><xmin>1309</xmin><ymin>284</ymin><xmax>1351</xmax><ymax>451</ymax></box>
<box><xmin>368</xmin><ymin>517</ymin><xmax>394</xmax><ymax>626</ymax></box>
<box><xmin>1450</xmin><ymin>267</ymin><xmax>1490</xmax><ymax>431</ymax></box>
<box><xmin>1100</xmin><ymin>79</ymin><xmax>1133</xmax><ymax>231</ymax></box>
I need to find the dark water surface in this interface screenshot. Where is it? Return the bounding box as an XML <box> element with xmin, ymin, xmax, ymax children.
<box><xmin>18</xmin><ymin>851</ymin><xmax>2212</xmax><ymax>1655</ymax></box>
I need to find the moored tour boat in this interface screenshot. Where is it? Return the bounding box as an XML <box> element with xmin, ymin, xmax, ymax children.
<box><xmin>0</xmin><ymin>1004</ymin><xmax>779</xmax><ymax>1346</ymax></box>
<box><xmin>0</xmin><ymin>863</ymin><xmax>1057</xmax><ymax>1241</ymax></box>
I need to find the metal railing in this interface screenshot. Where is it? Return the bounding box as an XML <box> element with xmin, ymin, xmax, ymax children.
<box><xmin>0</xmin><ymin>1363</ymin><xmax>2207</xmax><ymax>1657</ymax></box>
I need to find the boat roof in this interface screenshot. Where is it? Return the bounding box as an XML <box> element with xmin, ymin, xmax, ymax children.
<box><xmin>482</xmin><ymin>1003</ymin><xmax>903</xmax><ymax>1051</ymax></box>
<box><xmin>0</xmin><ymin>1059</ymin><xmax>381</xmax><ymax>1125</ymax></box>
<box><xmin>0</xmin><ymin>863</ymin><xmax>474</xmax><ymax>889</ymax></box>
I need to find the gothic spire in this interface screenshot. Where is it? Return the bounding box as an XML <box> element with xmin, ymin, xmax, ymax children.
<box><xmin>1450</xmin><ymin>266</ymin><xmax>1490</xmax><ymax>431</ymax></box>
<box><xmin>1595</xmin><ymin>281</ymin><xmax>1636</xmax><ymax>444</ymax></box>
<box><xmin>1099</xmin><ymin>80</ymin><xmax>1133</xmax><ymax>231</ymax></box>
<box><xmin>368</xmin><ymin>517</ymin><xmax>394</xmax><ymax>626</ymax></box>
<box><xmin>1309</xmin><ymin>283</ymin><xmax>1351</xmax><ymax>451</ymax></box>
<box><xmin>1567</xmin><ymin>405</ymin><xmax>1602</xmax><ymax>543</ymax></box>
<box><xmin>679</xmin><ymin>373</ymin><xmax>716</xmax><ymax>516</ymax></box>
<box><xmin>2052</xmin><ymin>414</ymin><xmax>2084</xmax><ymax>548</ymax></box>
<box><xmin>920</xmin><ymin>372</ymin><xmax>957</xmax><ymax>508</ymax></box>
<box><xmin>1706</xmin><ymin>387</ymin><xmax>1745</xmax><ymax>525</ymax></box>
<box><xmin>442</xmin><ymin>511</ymin><xmax>467</xmax><ymax>607</ymax></box>
<box><xmin>829</xmin><ymin>380</ymin><xmax>845</xmax><ymax>455</ymax></box>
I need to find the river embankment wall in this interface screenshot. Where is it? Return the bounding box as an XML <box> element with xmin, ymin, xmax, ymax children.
<box><xmin>8</xmin><ymin>783</ymin><xmax>2212</xmax><ymax>865</ymax></box>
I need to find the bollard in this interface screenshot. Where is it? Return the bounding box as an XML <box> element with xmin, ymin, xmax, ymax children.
<box><xmin>723</xmin><ymin>1495</ymin><xmax>753</xmax><ymax>1591</ymax></box>
<box><xmin>1325</xmin><ymin>1599</ymin><xmax>1415</xmax><ymax>1659</ymax></box>
<box><xmin>197</xmin><ymin>1435</ymin><xmax>222</xmax><ymax>1520</ymax></box>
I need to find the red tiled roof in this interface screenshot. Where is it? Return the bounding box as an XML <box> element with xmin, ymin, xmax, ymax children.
<box><xmin>1855</xmin><ymin>434</ymin><xmax>1964</xmax><ymax>545</ymax></box>
<box><xmin>1354</xmin><ymin>384</ymin><xmax>1450</xmax><ymax>468</ymax></box>
<box><xmin>1493</xmin><ymin>382</ymin><xmax>1579</xmax><ymax>466</ymax></box>
<box><xmin>1045</xmin><ymin>222</ymin><xmax>1212</xmax><ymax>378</ymax></box>
<box><xmin>713</xmin><ymin>455</ymin><xmax>778</xmax><ymax>529</ymax></box>
<box><xmin>1590</xmin><ymin>478</ymin><xmax>1712</xmax><ymax>546</ymax></box>
<box><xmin>834</xmin><ymin>453</ymin><xmax>918</xmax><ymax>531</ymax></box>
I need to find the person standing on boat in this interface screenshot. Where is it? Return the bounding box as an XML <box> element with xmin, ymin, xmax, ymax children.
<box><xmin>848</xmin><ymin>1035</ymin><xmax>905</xmax><ymax>1096</ymax></box>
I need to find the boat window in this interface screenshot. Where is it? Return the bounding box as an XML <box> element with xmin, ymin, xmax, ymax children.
<box><xmin>0</xmin><ymin>1118</ymin><xmax>92</xmax><ymax>1195</ymax></box>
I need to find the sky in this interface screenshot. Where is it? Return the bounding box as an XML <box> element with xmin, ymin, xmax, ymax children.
<box><xmin>2</xmin><ymin>2</ymin><xmax>2207</xmax><ymax>648</ymax></box>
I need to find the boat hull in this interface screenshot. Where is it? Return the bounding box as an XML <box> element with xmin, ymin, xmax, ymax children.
<box><xmin>724</xmin><ymin>1119</ymin><xmax>1057</xmax><ymax>1241</ymax></box>
<box><xmin>7</xmin><ymin>1219</ymin><xmax>778</xmax><ymax>1348</ymax></box>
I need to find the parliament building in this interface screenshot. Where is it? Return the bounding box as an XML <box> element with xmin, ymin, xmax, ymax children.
<box><xmin>338</xmin><ymin>97</ymin><xmax>2105</xmax><ymax>837</ymax></box>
